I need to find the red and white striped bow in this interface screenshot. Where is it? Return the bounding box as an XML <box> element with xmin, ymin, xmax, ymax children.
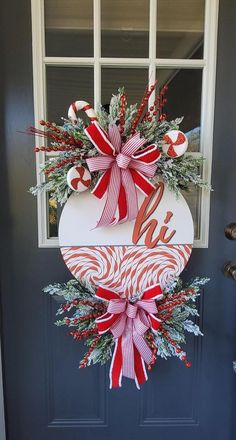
<box><xmin>95</xmin><ymin>285</ymin><xmax>163</xmax><ymax>389</ymax></box>
<box><xmin>85</xmin><ymin>122</ymin><xmax>161</xmax><ymax>227</ymax></box>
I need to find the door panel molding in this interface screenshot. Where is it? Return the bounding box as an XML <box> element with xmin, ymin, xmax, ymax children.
<box><xmin>139</xmin><ymin>295</ymin><xmax>203</xmax><ymax>427</ymax></box>
<box><xmin>45</xmin><ymin>297</ymin><xmax>108</xmax><ymax>428</ymax></box>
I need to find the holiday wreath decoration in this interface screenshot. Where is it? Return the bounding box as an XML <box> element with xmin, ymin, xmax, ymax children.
<box><xmin>30</xmin><ymin>82</ymin><xmax>210</xmax><ymax>388</ymax></box>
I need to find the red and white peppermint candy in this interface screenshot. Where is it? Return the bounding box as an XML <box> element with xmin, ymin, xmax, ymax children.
<box><xmin>162</xmin><ymin>130</ymin><xmax>188</xmax><ymax>158</ymax></box>
<box><xmin>67</xmin><ymin>166</ymin><xmax>91</xmax><ymax>192</ymax></box>
<box><xmin>68</xmin><ymin>100</ymin><xmax>97</xmax><ymax>125</ymax></box>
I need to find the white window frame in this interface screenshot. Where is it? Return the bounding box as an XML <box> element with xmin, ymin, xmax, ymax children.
<box><xmin>31</xmin><ymin>0</ymin><xmax>219</xmax><ymax>248</ymax></box>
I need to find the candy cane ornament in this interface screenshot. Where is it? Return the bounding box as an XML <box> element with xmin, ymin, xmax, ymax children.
<box><xmin>68</xmin><ymin>101</ymin><xmax>98</xmax><ymax>125</ymax></box>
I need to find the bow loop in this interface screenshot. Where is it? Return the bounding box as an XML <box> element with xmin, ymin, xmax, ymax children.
<box><xmin>85</xmin><ymin>121</ymin><xmax>116</xmax><ymax>156</ymax></box>
<box><xmin>122</xmin><ymin>132</ymin><xmax>147</xmax><ymax>156</ymax></box>
<box><xmin>107</xmin><ymin>299</ymin><xmax>126</xmax><ymax>314</ymax></box>
<box><xmin>108</xmin><ymin>124</ymin><xmax>121</xmax><ymax>152</ymax></box>
<box><xmin>136</xmin><ymin>299</ymin><xmax>158</xmax><ymax>314</ymax></box>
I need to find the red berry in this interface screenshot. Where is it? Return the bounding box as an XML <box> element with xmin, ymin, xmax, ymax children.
<box><xmin>160</xmin><ymin>114</ymin><xmax>166</xmax><ymax>121</ymax></box>
<box><xmin>185</xmin><ymin>361</ymin><xmax>192</xmax><ymax>368</ymax></box>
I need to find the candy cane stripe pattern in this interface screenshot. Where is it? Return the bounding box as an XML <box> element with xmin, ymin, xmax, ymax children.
<box><xmin>68</xmin><ymin>100</ymin><xmax>98</xmax><ymax>124</ymax></box>
<box><xmin>162</xmin><ymin>130</ymin><xmax>188</xmax><ymax>158</ymax></box>
<box><xmin>61</xmin><ymin>245</ymin><xmax>192</xmax><ymax>298</ymax></box>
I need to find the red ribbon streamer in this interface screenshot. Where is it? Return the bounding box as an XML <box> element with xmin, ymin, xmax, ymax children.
<box><xmin>95</xmin><ymin>285</ymin><xmax>163</xmax><ymax>389</ymax></box>
<box><xmin>85</xmin><ymin>122</ymin><xmax>161</xmax><ymax>227</ymax></box>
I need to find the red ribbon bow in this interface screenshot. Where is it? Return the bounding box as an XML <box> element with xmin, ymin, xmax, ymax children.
<box><xmin>85</xmin><ymin>122</ymin><xmax>161</xmax><ymax>227</ymax></box>
<box><xmin>95</xmin><ymin>285</ymin><xmax>163</xmax><ymax>389</ymax></box>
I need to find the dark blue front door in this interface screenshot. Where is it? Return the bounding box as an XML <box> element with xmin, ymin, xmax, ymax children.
<box><xmin>1</xmin><ymin>0</ymin><xmax>236</xmax><ymax>439</ymax></box>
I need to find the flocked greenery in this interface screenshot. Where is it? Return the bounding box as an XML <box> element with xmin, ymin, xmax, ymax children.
<box><xmin>43</xmin><ymin>276</ymin><xmax>209</xmax><ymax>368</ymax></box>
<box><xmin>29</xmin><ymin>87</ymin><xmax>210</xmax><ymax>205</ymax></box>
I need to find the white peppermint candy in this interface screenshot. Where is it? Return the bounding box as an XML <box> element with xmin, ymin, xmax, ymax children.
<box><xmin>67</xmin><ymin>166</ymin><xmax>91</xmax><ymax>192</ymax></box>
<box><xmin>162</xmin><ymin>130</ymin><xmax>188</xmax><ymax>158</ymax></box>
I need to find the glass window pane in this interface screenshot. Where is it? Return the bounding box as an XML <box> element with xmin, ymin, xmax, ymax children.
<box><xmin>46</xmin><ymin>67</ymin><xmax>94</xmax><ymax>125</ymax></box>
<box><xmin>47</xmin><ymin>193</ymin><xmax>58</xmax><ymax>238</ymax></box>
<box><xmin>45</xmin><ymin>0</ymin><xmax>93</xmax><ymax>57</ymax></box>
<box><xmin>182</xmin><ymin>187</ymin><xmax>201</xmax><ymax>240</ymax></box>
<box><xmin>101</xmin><ymin>68</ymin><xmax>148</xmax><ymax>106</ymax></box>
<box><xmin>157</xmin><ymin>0</ymin><xmax>205</xmax><ymax>59</ymax></box>
<box><xmin>101</xmin><ymin>0</ymin><xmax>149</xmax><ymax>58</ymax></box>
<box><xmin>156</xmin><ymin>68</ymin><xmax>202</xmax><ymax>151</ymax></box>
